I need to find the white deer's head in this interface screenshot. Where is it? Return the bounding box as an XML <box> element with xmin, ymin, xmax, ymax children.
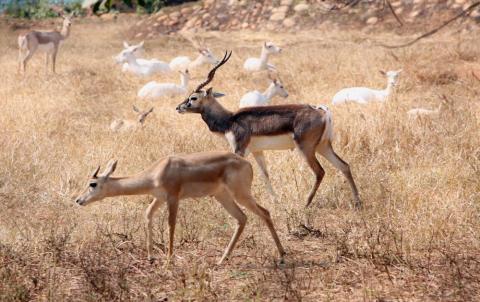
<box><xmin>263</xmin><ymin>42</ymin><xmax>282</xmax><ymax>55</ymax></box>
<box><xmin>380</xmin><ymin>69</ymin><xmax>402</xmax><ymax>86</ymax></box>
<box><xmin>114</xmin><ymin>41</ymin><xmax>145</xmax><ymax>64</ymax></box>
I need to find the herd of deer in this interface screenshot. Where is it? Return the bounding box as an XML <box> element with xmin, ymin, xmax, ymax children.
<box><xmin>16</xmin><ymin>16</ymin><xmax>444</xmax><ymax>265</ymax></box>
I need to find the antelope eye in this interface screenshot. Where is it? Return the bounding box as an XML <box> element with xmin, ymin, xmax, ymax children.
<box><xmin>190</xmin><ymin>96</ymin><xmax>198</xmax><ymax>101</ymax></box>
<box><xmin>89</xmin><ymin>183</ymin><xmax>97</xmax><ymax>188</ymax></box>
<box><xmin>280</xmin><ymin>85</ymin><xmax>284</xmax><ymax>88</ymax></box>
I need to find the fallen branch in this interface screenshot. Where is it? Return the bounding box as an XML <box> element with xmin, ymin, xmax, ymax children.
<box><xmin>379</xmin><ymin>1</ymin><xmax>480</xmax><ymax>49</ymax></box>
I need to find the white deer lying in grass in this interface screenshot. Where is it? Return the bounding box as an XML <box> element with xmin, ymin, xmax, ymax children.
<box><xmin>137</xmin><ymin>70</ymin><xmax>189</xmax><ymax>99</ymax></box>
<box><xmin>407</xmin><ymin>106</ymin><xmax>441</xmax><ymax>119</ymax></box>
<box><xmin>239</xmin><ymin>75</ymin><xmax>289</xmax><ymax>108</ymax></box>
<box><xmin>243</xmin><ymin>42</ymin><xmax>282</xmax><ymax>72</ymax></box>
<box><xmin>75</xmin><ymin>153</ymin><xmax>285</xmax><ymax>265</ymax></box>
<box><xmin>169</xmin><ymin>48</ymin><xmax>220</xmax><ymax>72</ymax></box>
<box><xmin>110</xmin><ymin>106</ymin><xmax>154</xmax><ymax>132</ymax></box>
<box><xmin>115</xmin><ymin>41</ymin><xmax>170</xmax><ymax>76</ymax></box>
<box><xmin>332</xmin><ymin>70</ymin><xmax>402</xmax><ymax>105</ymax></box>
<box><xmin>169</xmin><ymin>33</ymin><xmax>220</xmax><ymax>72</ymax></box>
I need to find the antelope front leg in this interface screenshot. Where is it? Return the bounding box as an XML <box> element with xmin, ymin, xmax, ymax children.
<box><xmin>252</xmin><ymin>151</ymin><xmax>278</xmax><ymax>201</ymax></box>
<box><xmin>145</xmin><ymin>197</ymin><xmax>165</xmax><ymax>262</ymax></box>
<box><xmin>166</xmin><ymin>195</ymin><xmax>179</xmax><ymax>265</ymax></box>
<box><xmin>51</xmin><ymin>47</ymin><xmax>58</xmax><ymax>73</ymax></box>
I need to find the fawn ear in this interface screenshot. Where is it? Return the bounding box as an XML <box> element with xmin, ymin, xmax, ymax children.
<box><xmin>91</xmin><ymin>166</ymin><xmax>101</xmax><ymax>178</ymax></box>
<box><xmin>123</xmin><ymin>41</ymin><xmax>130</xmax><ymax>48</ymax></box>
<box><xmin>102</xmin><ymin>160</ymin><xmax>117</xmax><ymax>178</ymax></box>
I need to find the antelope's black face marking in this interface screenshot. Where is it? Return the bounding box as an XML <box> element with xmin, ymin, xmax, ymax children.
<box><xmin>176</xmin><ymin>91</ymin><xmax>205</xmax><ymax>114</ymax></box>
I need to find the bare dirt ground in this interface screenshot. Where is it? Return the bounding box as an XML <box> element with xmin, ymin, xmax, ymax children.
<box><xmin>0</xmin><ymin>17</ymin><xmax>479</xmax><ymax>301</ymax></box>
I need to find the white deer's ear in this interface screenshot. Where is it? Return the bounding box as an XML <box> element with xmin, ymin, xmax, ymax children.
<box><xmin>123</xmin><ymin>41</ymin><xmax>130</xmax><ymax>48</ymax></box>
<box><xmin>102</xmin><ymin>160</ymin><xmax>117</xmax><ymax>178</ymax></box>
<box><xmin>213</xmin><ymin>92</ymin><xmax>226</xmax><ymax>98</ymax></box>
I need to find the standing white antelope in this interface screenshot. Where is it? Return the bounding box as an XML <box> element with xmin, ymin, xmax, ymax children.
<box><xmin>110</xmin><ymin>105</ymin><xmax>154</xmax><ymax>132</ymax></box>
<box><xmin>75</xmin><ymin>153</ymin><xmax>286</xmax><ymax>265</ymax></box>
<box><xmin>332</xmin><ymin>70</ymin><xmax>402</xmax><ymax>105</ymax></box>
<box><xmin>177</xmin><ymin>52</ymin><xmax>361</xmax><ymax>208</ymax></box>
<box><xmin>18</xmin><ymin>14</ymin><xmax>73</xmax><ymax>74</ymax></box>
<box><xmin>239</xmin><ymin>76</ymin><xmax>289</xmax><ymax>108</ymax></box>
<box><xmin>243</xmin><ymin>42</ymin><xmax>282</xmax><ymax>72</ymax></box>
<box><xmin>115</xmin><ymin>41</ymin><xmax>171</xmax><ymax>76</ymax></box>
<box><xmin>137</xmin><ymin>70</ymin><xmax>190</xmax><ymax>99</ymax></box>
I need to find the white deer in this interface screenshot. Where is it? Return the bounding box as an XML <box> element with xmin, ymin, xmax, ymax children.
<box><xmin>75</xmin><ymin>153</ymin><xmax>285</xmax><ymax>265</ymax></box>
<box><xmin>115</xmin><ymin>41</ymin><xmax>171</xmax><ymax>76</ymax></box>
<box><xmin>239</xmin><ymin>76</ymin><xmax>289</xmax><ymax>108</ymax></box>
<box><xmin>110</xmin><ymin>106</ymin><xmax>154</xmax><ymax>132</ymax></box>
<box><xmin>169</xmin><ymin>49</ymin><xmax>220</xmax><ymax>72</ymax></box>
<box><xmin>332</xmin><ymin>70</ymin><xmax>402</xmax><ymax>105</ymax></box>
<box><xmin>137</xmin><ymin>70</ymin><xmax>189</xmax><ymax>99</ymax></box>
<box><xmin>18</xmin><ymin>14</ymin><xmax>73</xmax><ymax>73</ymax></box>
<box><xmin>243</xmin><ymin>42</ymin><xmax>282</xmax><ymax>72</ymax></box>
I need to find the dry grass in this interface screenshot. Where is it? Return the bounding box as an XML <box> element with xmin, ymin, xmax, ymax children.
<box><xmin>1</xmin><ymin>17</ymin><xmax>479</xmax><ymax>301</ymax></box>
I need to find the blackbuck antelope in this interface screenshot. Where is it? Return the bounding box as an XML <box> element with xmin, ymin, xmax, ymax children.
<box><xmin>75</xmin><ymin>153</ymin><xmax>285</xmax><ymax>265</ymax></box>
<box><xmin>18</xmin><ymin>14</ymin><xmax>73</xmax><ymax>74</ymax></box>
<box><xmin>177</xmin><ymin>52</ymin><xmax>361</xmax><ymax>208</ymax></box>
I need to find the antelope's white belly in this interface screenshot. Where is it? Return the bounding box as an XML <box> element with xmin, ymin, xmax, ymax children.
<box><xmin>38</xmin><ymin>42</ymin><xmax>55</xmax><ymax>52</ymax></box>
<box><xmin>249</xmin><ymin>135</ymin><xmax>295</xmax><ymax>151</ymax></box>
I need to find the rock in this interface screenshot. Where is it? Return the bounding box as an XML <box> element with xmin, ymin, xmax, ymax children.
<box><xmin>217</xmin><ymin>13</ymin><xmax>229</xmax><ymax>22</ymax></box>
<box><xmin>157</xmin><ymin>15</ymin><xmax>167</xmax><ymax>22</ymax></box>
<box><xmin>366</xmin><ymin>16</ymin><xmax>378</xmax><ymax>25</ymax></box>
<box><xmin>281</xmin><ymin>0</ymin><xmax>293</xmax><ymax>6</ymax></box>
<box><xmin>241</xmin><ymin>22</ymin><xmax>249</xmax><ymax>29</ymax></box>
<box><xmin>282</xmin><ymin>17</ymin><xmax>296</xmax><ymax>27</ymax></box>
<box><xmin>202</xmin><ymin>13</ymin><xmax>211</xmax><ymax>20</ymax></box>
<box><xmin>270</xmin><ymin>12</ymin><xmax>286</xmax><ymax>21</ymax></box>
<box><xmin>277</xmin><ymin>5</ymin><xmax>290</xmax><ymax>13</ymax></box>
<box><xmin>169</xmin><ymin>11</ymin><xmax>181</xmax><ymax>20</ymax></box>
<box><xmin>181</xmin><ymin>7</ymin><xmax>193</xmax><ymax>15</ymax></box>
<box><xmin>294</xmin><ymin>3</ymin><xmax>309</xmax><ymax>13</ymax></box>
<box><xmin>266</xmin><ymin>22</ymin><xmax>277</xmax><ymax>31</ymax></box>
<box><xmin>204</xmin><ymin>0</ymin><xmax>215</xmax><ymax>6</ymax></box>
<box><xmin>135</xmin><ymin>33</ymin><xmax>143</xmax><ymax>39</ymax></box>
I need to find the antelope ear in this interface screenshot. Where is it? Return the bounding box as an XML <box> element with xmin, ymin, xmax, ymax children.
<box><xmin>213</xmin><ymin>92</ymin><xmax>226</xmax><ymax>98</ymax></box>
<box><xmin>102</xmin><ymin>160</ymin><xmax>117</xmax><ymax>178</ymax></box>
<box><xmin>206</xmin><ymin>87</ymin><xmax>213</xmax><ymax>96</ymax></box>
<box><xmin>92</xmin><ymin>166</ymin><xmax>101</xmax><ymax>178</ymax></box>
<box><xmin>139</xmin><ymin>40</ymin><xmax>145</xmax><ymax>47</ymax></box>
<box><xmin>123</xmin><ymin>41</ymin><xmax>130</xmax><ymax>48</ymax></box>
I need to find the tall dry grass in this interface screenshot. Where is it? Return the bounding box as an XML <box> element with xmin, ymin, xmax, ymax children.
<box><xmin>0</xmin><ymin>17</ymin><xmax>479</xmax><ymax>301</ymax></box>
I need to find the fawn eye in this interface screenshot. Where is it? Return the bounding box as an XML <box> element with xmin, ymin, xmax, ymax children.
<box><xmin>89</xmin><ymin>183</ymin><xmax>97</xmax><ymax>188</ymax></box>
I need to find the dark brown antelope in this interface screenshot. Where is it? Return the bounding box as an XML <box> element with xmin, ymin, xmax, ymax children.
<box><xmin>75</xmin><ymin>152</ymin><xmax>285</xmax><ymax>265</ymax></box>
<box><xmin>18</xmin><ymin>14</ymin><xmax>73</xmax><ymax>74</ymax></box>
<box><xmin>176</xmin><ymin>51</ymin><xmax>361</xmax><ymax>208</ymax></box>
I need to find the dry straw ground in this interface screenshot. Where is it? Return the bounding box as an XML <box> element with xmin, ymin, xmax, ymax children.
<box><xmin>0</xmin><ymin>17</ymin><xmax>479</xmax><ymax>301</ymax></box>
